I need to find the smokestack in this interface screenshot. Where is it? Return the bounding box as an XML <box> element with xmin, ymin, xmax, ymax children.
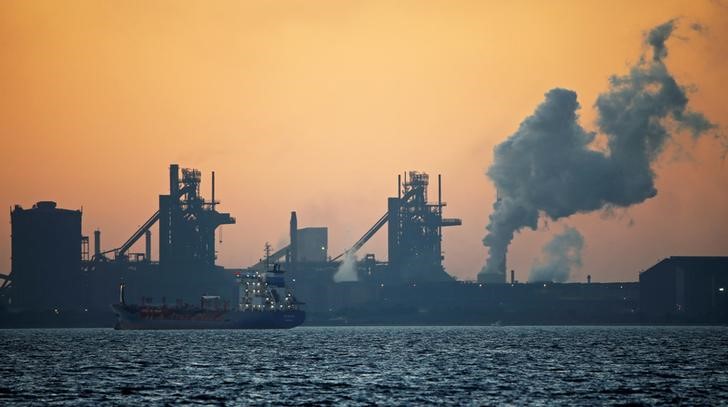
<box><xmin>290</xmin><ymin>211</ymin><xmax>298</xmax><ymax>265</ymax></box>
<box><xmin>398</xmin><ymin>174</ymin><xmax>401</xmax><ymax>199</ymax></box>
<box><xmin>94</xmin><ymin>229</ymin><xmax>101</xmax><ymax>257</ymax></box>
<box><xmin>479</xmin><ymin>22</ymin><xmax>714</xmax><ymax>283</ymax></box>
<box><xmin>510</xmin><ymin>269</ymin><xmax>515</xmax><ymax>284</ymax></box>
<box><xmin>211</xmin><ymin>171</ymin><xmax>216</xmax><ymax>210</ymax></box>
<box><xmin>170</xmin><ymin>164</ymin><xmax>179</xmax><ymax>198</ymax></box>
<box><xmin>145</xmin><ymin>230</ymin><xmax>152</xmax><ymax>261</ymax></box>
<box><xmin>587</xmin><ymin>275</ymin><xmax>592</xmax><ymax>284</ymax></box>
<box><xmin>438</xmin><ymin>174</ymin><xmax>442</xmax><ymax>208</ymax></box>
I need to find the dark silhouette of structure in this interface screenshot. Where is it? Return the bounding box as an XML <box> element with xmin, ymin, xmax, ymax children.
<box><xmin>9</xmin><ymin>202</ymin><xmax>82</xmax><ymax>309</ymax></box>
<box><xmin>158</xmin><ymin>165</ymin><xmax>235</xmax><ymax>269</ymax></box>
<box><xmin>387</xmin><ymin>172</ymin><xmax>462</xmax><ymax>282</ymax></box>
<box><xmin>2</xmin><ymin>166</ymin><xmax>726</xmax><ymax>327</ymax></box>
<box><xmin>2</xmin><ymin>165</ymin><xmax>238</xmax><ymax>326</ymax></box>
<box><xmin>91</xmin><ymin>164</ymin><xmax>235</xmax><ymax>268</ymax></box>
<box><xmin>249</xmin><ymin>171</ymin><xmax>462</xmax><ymax>284</ymax></box>
<box><xmin>640</xmin><ymin>256</ymin><xmax>728</xmax><ymax>323</ymax></box>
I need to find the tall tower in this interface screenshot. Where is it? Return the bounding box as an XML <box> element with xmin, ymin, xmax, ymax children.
<box><xmin>158</xmin><ymin>164</ymin><xmax>235</xmax><ymax>270</ymax></box>
<box><xmin>387</xmin><ymin>171</ymin><xmax>461</xmax><ymax>282</ymax></box>
<box><xmin>478</xmin><ymin>188</ymin><xmax>507</xmax><ymax>283</ymax></box>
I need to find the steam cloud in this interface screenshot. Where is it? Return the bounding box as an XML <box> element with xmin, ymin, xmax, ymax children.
<box><xmin>529</xmin><ymin>227</ymin><xmax>584</xmax><ymax>283</ymax></box>
<box><xmin>333</xmin><ymin>252</ymin><xmax>359</xmax><ymax>283</ymax></box>
<box><xmin>480</xmin><ymin>20</ymin><xmax>715</xmax><ymax>280</ymax></box>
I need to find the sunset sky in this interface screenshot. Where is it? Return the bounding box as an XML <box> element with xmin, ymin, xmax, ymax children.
<box><xmin>1</xmin><ymin>0</ymin><xmax>726</xmax><ymax>282</ymax></box>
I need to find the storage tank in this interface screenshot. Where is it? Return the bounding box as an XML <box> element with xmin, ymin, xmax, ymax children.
<box><xmin>10</xmin><ymin>201</ymin><xmax>82</xmax><ymax>309</ymax></box>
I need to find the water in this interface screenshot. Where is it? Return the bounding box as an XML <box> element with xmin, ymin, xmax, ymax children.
<box><xmin>2</xmin><ymin>326</ymin><xmax>727</xmax><ymax>405</ymax></box>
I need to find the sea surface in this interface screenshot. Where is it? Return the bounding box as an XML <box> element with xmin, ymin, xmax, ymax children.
<box><xmin>1</xmin><ymin>326</ymin><xmax>727</xmax><ymax>405</ymax></box>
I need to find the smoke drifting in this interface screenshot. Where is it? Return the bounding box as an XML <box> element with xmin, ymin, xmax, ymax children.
<box><xmin>333</xmin><ymin>252</ymin><xmax>359</xmax><ymax>283</ymax></box>
<box><xmin>529</xmin><ymin>227</ymin><xmax>584</xmax><ymax>283</ymax></box>
<box><xmin>480</xmin><ymin>21</ymin><xmax>715</xmax><ymax>280</ymax></box>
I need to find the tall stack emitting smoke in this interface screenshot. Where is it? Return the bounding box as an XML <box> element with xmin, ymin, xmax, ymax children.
<box><xmin>479</xmin><ymin>20</ymin><xmax>715</xmax><ymax>283</ymax></box>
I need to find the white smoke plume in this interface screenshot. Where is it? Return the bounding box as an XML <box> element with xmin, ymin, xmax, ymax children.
<box><xmin>529</xmin><ymin>227</ymin><xmax>584</xmax><ymax>283</ymax></box>
<box><xmin>333</xmin><ymin>252</ymin><xmax>359</xmax><ymax>283</ymax></box>
<box><xmin>480</xmin><ymin>20</ymin><xmax>715</xmax><ymax>280</ymax></box>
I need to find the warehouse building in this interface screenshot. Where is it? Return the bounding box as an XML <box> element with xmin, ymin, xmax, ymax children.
<box><xmin>640</xmin><ymin>256</ymin><xmax>728</xmax><ymax>323</ymax></box>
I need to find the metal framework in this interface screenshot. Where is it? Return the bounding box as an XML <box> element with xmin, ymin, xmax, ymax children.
<box><xmin>387</xmin><ymin>171</ymin><xmax>461</xmax><ymax>281</ymax></box>
<box><xmin>91</xmin><ymin>164</ymin><xmax>234</xmax><ymax>270</ymax></box>
<box><xmin>330</xmin><ymin>171</ymin><xmax>461</xmax><ymax>281</ymax></box>
<box><xmin>244</xmin><ymin>171</ymin><xmax>462</xmax><ymax>283</ymax></box>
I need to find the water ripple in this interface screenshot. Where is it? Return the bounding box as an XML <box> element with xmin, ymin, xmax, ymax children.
<box><xmin>1</xmin><ymin>326</ymin><xmax>728</xmax><ymax>405</ymax></box>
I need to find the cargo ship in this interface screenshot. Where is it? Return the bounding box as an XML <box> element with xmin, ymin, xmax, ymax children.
<box><xmin>111</xmin><ymin>264</ymin><xmax>305</xmax><ymax>330</ymax></box>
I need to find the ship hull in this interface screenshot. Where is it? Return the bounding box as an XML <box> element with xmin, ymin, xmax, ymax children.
<box><xmin>111</xmin><ymin>304</ymin><xmax>305</xmax><ymax>330</ymax></box>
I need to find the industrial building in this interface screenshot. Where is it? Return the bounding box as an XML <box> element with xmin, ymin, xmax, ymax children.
<box><xmin>296</xmin><ymin>227</ymin><xmax>328</xmax><ymax>263</ymax></box>
<box><xmin>1</xmin><ymin>165</ymin><xmax>725</xmax><ymax>327</ymax></box>
<box><xmin>246</xmin><ymin>171</ymin><xmax>462</xmax><ymax>285</ymax></box>
<box><xmin>1</xmin><ymin>165</ymin><xmax>238</xmax><ymax>326</ymax></box>
<box><xmin>640</xmin><ymin>256</ymin><xmax>728</xmax><ymax>323</ymax></box>
<box><xmin>9</xmin><ymin>202</ymin><xmax>82</xmax><ymax>309</ymax></box>
<box><xmin>86</xmin><ymin>164</ymin><xmax>235</xmax><ymax>269</ymax></box>
<box><xmin>386</xmin><ymin>172</ymin><xmax>462</xmax><ymax>282</ymax></box>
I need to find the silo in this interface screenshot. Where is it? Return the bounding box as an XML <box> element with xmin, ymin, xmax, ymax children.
<box><xmin>10</xmin><ymin>201</ymin><xmax>82</xmax><ymax>310</ymax></box>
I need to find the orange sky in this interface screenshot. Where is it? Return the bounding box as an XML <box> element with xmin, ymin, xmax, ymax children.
<box><xmin>0</xmin><ymin>0</ymin><xmax>726</xmax><ymax>282</ymax></box>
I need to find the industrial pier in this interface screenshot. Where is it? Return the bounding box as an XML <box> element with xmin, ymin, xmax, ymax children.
<box><xmin>1</xmin><ymin>165</ymin><xmax>727</xmax><ymax>327</ymax></box>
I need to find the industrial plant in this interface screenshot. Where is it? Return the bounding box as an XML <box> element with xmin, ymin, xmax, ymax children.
<box><xmin>1</xmin><ymin>164</ymin><xmax>726</xmax><ymax>327</ymax></box>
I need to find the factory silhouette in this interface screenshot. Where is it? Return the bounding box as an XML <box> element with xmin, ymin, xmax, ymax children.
<box><xmin>1</xmin><ymin>164</ymin><xmax>726</xmax><ymax>327</ymax></box>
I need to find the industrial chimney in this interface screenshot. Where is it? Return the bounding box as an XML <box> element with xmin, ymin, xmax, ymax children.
<box><xmin>94</xmin><ymin>229</ymin><xmax>101</xmax><ymax>257</ymax></box>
